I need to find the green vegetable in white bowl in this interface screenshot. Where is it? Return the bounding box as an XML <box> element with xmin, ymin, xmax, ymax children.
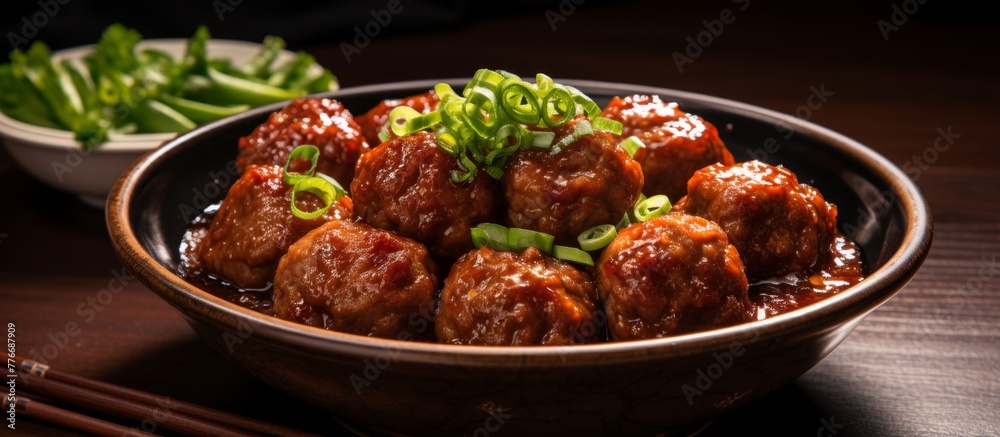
<box><xmin>0</xmin><ymin>24</ymin><xmax>337</xmax><ymax>149</ymax></box>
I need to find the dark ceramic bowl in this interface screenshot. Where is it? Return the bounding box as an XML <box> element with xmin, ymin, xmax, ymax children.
<box><xmin>107</xmin><ymin>80</ymin><xmax>932</xmax><ymax>436</ymax></box>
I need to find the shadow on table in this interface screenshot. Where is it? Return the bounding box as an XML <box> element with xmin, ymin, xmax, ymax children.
<box><xmin>99</xmin><ymin>337</ymin><xmax>353</xmax><ymax>436</ymax></box>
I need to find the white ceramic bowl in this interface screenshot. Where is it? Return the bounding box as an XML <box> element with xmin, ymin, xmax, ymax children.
<box><xmin>0</xmin><ymin>39</ymin><xmax>307</xmax><ymax>207</ymax></box>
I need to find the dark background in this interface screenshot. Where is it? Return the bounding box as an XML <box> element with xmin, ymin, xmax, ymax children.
<box><xmin>2</xmin><ymin>1</ymin><xmax>998</xmax><ymax>436</ymax></box>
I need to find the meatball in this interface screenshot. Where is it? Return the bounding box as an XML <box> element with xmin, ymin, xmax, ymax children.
<box><xmin>238</xmin><ymin>98</ymin><xmax>370</xmax><ymax>186</ymax></box>
<box><xmin>355</xmin><ymin>90</ymin><xmax>440</xmax><ymax>146</ymax></box>
<box><xmin>351</xmin><ymin>131</ymin><xmax>503</xmax><ymax>261</ymax></box>
<box><xmin>674</xmin><ymin>160</ymin><xmax>838</xmax><ymax>281</ymax></box>
<box><xmin>600</xmin><ymin>95</ymin><xmax>735</xmax><ymax>202</ymax></box>
<box><xmin>596</xmin><ymin>214</ymin><xmax>752</xmax><ymax>341</ymax></box>
<box><xmin>273</xmin><ymin>220</ymin><xmax>438</xmax><ymax>340</ymax></box>
<box><xmin>436</xmin><ymin>247</ymin><xmax>602</xmax><ymax>346</ymax></box>
<box><xmin>197</xmin><ymin>165</ymin><xmax>352</xmax><ymax>290</ymax></box>
<box><xmin>503</xmin><ymin>116</ymin><xmax>644</xmax><ymax>245</ymax></box>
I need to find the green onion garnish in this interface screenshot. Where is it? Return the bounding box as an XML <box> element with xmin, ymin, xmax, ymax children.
<box><xmin>634</xmin><ymin>194</ymin><xmax>672</xmax><ymax>222</ymax></box>
<box><xmin>469</xmin><ymin>223</ymin><xmax>595</xmax><ymax>266</ymax></box>
<box><xmin>282</xmin><ymin>145</ymin><xmax>320</xmax><ymax>185</ymax></box>
<box><xmin>620</xmin><ymin>136</ymin><xmax>645</xmax><ymax>158</ymax></box>
<box><xmin>474</xmin><ymin>223</ymin><xmax>512</xmax><ymax>251</ymax></box>
<box><xmin>553</xmin><ymin>245</ymin><xmax>594</xmax><ymax>266</ymax></box>
<box><xmin>377</xmin><ymin>130</ymin><xmax>390</xmax><ymax>143</ymax></box>
<box><xmin>290</xmin><ymin>176</ymin><xmax>341</xmax><ymax>220</ymax></box>
<box><xmin>387</xmin><ymin>69</ymin><xmax>605</xmax><ymax>183</ymax></box>
<box><xmin>508</xmin><ymin>228</ymin><xmax>555</xmax><ymax>254</ymax></box>
<box><xmin>549</xmin><ymin>119</ymin><xmax>593</xmax><ymax>155</ymax></box>
<box><xmin>577</xmin><ymin>224</ymin><xmax>617</xmax><ymax>251</ymax></box>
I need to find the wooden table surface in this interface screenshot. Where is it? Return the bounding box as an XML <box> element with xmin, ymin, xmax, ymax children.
<box><xmin>1</xmin><ymin>2</ymin><xmax>997</xmax><ymax>435</ymax></box>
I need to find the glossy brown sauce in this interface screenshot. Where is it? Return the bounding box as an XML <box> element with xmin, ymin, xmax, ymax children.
<box><xmin>749</xmin><ymin>232</ymin><xmax>865</xmax><ymax>319</ymax></box>
<box><xmin>181</xmin><ymin>205</ymin><xmax>865</xmax><ymax>327</ymax></box>
<box><xmin>179</xmin><ymin>204</ymin><xmax>276</xmax><ymax>316</ymax></box>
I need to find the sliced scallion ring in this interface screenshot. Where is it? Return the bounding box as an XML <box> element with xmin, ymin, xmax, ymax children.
<box><xmin>553</xmin><ymin>245</ymin><xmax>594</xmax><ymax>266</ymax></box>
<box><xmin>592</xmin><ymin>116</ymin><xmax>623</xmax><ymax>136</ymax></box>
<box><xmin>388</xmin><ymin>106</ymin><xmax>423</xmax><ymax>137</ymax></box>
<box><xmin>507</xmin><ymin>227</ymin><xmax>555</xmax><ymax>254</ymax></box>
<box><xmin>634</xmin><ymin>194</ymin><xmax>672</xmax><ymax>222</ymax></box>
<box><xmin>282</xmin><ymin>145</ymin><xmax>320</xmax><ymax>185</ymax></box>
<box><xmin>620</xmin><ymin>136</ymin><xmax>645</xmax><ymax>158</ymax></box>
<box><xmin>290</xmin><ymin>176</ymin><xmax>340</xmax><ymax>220</ymax></box>
<box><xmin>577</xmin><ymin>224</ymin><xmax>617</xmax><ymax>251</ymax></box>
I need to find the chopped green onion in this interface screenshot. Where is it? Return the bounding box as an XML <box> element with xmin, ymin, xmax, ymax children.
<box><xmin>315</xmin><ymin>172</ymin><xmax>348</xmax><ymax>195</ymax></box>
<box><xmin>499</xmin><ymin>80</ymin><xmax>542</xmax><ymax>125</ymax></box>
<box><xmin>550</xmin><ymin>119</ymin><xmax>593</xmax><ymax>155</ymax></box>
<box><xmin>553</xmin><ymin>245</ymin><xmax>594</xmax><ymax>266</ymax></box>
<box><xmin>540</xmin><ymin>86</ymin><xmax>574</xmax><ymax>128</ymax></box>
<box><xmin>475</xmin><ymin>223</ymin><xmax>511</xmax><ymax>251</ymax></box>
<box><xmin>530</xmin><ymin>131</ymin><xmax>555</xmax><ymax>149</ymax></box>
<box><xmin>577</xmin><ymin>224</ymin><xmax>617</xmax><ymax>251</ymax></box>
<box><xmin>620</xmin><ymin>136</ymin><xmax>645</xmax><ymax>158</ymax></box>
<box><xmin>592</xmin><ymin>116</ymin><xmax>623</xmax><ymax>135</ymax></box>
<box><xmin>634</xmin><ymin>194</ymin><xmax>672</xmax><ymax>222</ymax></box>
<box><xmin>282</xmin><ymin>145</ymin><xmax>319</xmax><ymax>185</ymax></box>
<box><xmin>388</xmin><ymin>105</ymin><xmax>423</xmax><ymax>137</ymax></box>
<box><xmin>290</xmin><ymin>176</ymin><xmax>340</xmax><ymax>220</ymax></box>
<box><xmin>377</xmin><ymin>69</ymin><xmax>611</xmax><ymax>182</ymax></box>
<box><xmin>507</xmin><ymin>228</ymin><xmax>555</xmax><ymax>254</ymax></box>
<box><xmin>377</xmin><ymin>130</ymin><xmax>390</xmax><ymax>142</ymax></box>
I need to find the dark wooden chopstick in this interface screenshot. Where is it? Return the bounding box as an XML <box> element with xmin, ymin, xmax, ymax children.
<box><xmin>15</xmin><ymin>357</ymin><xmax>322</xmax><ymax>437</ymax></box>
<box><xmin>3</xmin><ymin>393</ymin><xmax>155</xmax><ymax>437</ymax></box>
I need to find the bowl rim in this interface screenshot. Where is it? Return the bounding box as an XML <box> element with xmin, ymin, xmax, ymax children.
<box><xmin>107</xmin><ymin>78</ymin><xmax>933</xmax><ymax>367</ymax></box>
<box><xmin>0</xmin><ymin>38</ymin><xmax>291</xmax><ymax>153</ymax></box>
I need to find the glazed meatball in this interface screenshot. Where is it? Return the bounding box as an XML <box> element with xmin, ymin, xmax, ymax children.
<box><xmin>436</xmin><ymin>247</ymin><xmax>602</xmax><ymax>346</ymax></box>
<box><xmin>600</xmin><ymin>95</ymin><xmax>735</xmax><ymax>202</ymax></box>
<box><xmin>355</xmin><ymin>90</ymin><xmax>440</xmax><ymax>146</ymax></box>
<box><xmin>674</xmin><ymin>160</ymin><xmax>838</xmax><ymax>281</ymax></box>
<box><xmin>197</xmin><ymin>165</ymin><xmax>352</xmax><ymax>290</ymax></box>
<box><xmin>238</xmin><ymin>98</ymin><xmax>370</xmax><ymax>186</ymax></box>
<box><xmin>273</xmin><ymin>220</ymin><xmax>438</xmax><ymax>340</ymax></box>
<box><xmin>596</xmin><ymin>214</ymin><xmax>752</xmax><ymax>341</ymax></box>
<box><xmin>503</xmin><ymin>116</ymin><xmax>644</xmax><ymax>245</ymax></box>
<box><xmin>351</xmin><ymin>131</ymin><xmax>503</xmax><ymax>261</ymax></box>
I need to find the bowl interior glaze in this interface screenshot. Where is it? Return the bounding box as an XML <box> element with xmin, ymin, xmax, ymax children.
<box><xmin>108</xmin><ymin>79</ymin><xmax>932</xmax><ymax>436</ymax></box>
